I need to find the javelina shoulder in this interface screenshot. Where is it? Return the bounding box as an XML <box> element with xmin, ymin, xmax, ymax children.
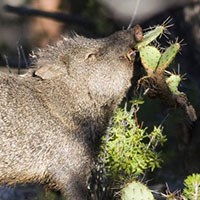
<box><xmin>0</xmin><ymin>28</ymin><xmax>136</xmax><ymax>200</ymax></box>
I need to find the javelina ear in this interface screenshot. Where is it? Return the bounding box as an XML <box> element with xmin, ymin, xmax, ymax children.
<box><xmin>34</xmin><ymin>65</ymin><xmax>62</xmax><ymax>79</ymax></box>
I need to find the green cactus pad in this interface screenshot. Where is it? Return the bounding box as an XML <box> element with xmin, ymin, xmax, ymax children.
<box><xmin>135</xmin><ymin>26</ymin><xmax>164</xmax><ymax>49</ymax></box>
<box><xmin>139</xmin><ymin>45</ymin><xmax>161</xmax><ymax>74</ymax></box>
<box><xmin>156</xmin><ymin>43</ymin><xmax>180</xmax><ymax>72</ymax></box>
<box><xmin>121</xmin><ymin>181</ymin><xmax>154</xmax><ymax>200</ymax></box>
<box><xmin>166</xmin><ymin>74</ymin><xmax>181</xmax><ymax>95</ymax></box>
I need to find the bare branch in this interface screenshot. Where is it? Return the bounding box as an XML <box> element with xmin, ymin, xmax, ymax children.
<box><xmin>4</xmin><ymin>4</ymin><xmax>95</xmax><ymax>28</ymax></box>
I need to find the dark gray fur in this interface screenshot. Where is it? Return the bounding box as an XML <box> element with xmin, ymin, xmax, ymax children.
<box><xmin>0</xmin><ymin>29</ymin><xmax>136</xmax><ymax>200</ymax></box>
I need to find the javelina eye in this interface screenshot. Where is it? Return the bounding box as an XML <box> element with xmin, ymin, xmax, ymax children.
<box><xmin>85</xmin><ymin>53</ymin><xmax>97</xmax><ymax>62</ymax></box>
<box><xmin>85</xmin><ymin>53</ymin><xmax>97</xmax><ymax>63</ymax></box>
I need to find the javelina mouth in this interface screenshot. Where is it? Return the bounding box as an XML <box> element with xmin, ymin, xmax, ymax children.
<box><xmin>126</xmin><ymin>48</ymin><xmax>136</xmax><ymax>62</ymax></box>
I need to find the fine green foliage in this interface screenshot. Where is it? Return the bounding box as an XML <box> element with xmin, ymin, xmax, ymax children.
<box><xmin>183</xmin><ymin>174</ymin><xmax>200</xmax><ymax>200</ymax></box>
<box><xmin>121</xmin><ymin>181</ymin><xmax>154</xmax><ymax>200</ymax></box>
<box><xmin>99</xmin><ymin>105</ymin><xmax>167</xmax><ymax>181</ymax></box>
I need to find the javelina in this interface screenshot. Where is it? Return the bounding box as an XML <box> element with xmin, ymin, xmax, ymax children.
<box><xmin>0</xmin><ymin>27</ymin><xmax>137</xmax><ymax>200</ymax></box>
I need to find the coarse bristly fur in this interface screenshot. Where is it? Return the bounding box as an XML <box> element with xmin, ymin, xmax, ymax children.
<box><xmin>0</xmin><ymin>28</ymin><xmax>136</xmax><ymax>200</ymax></box>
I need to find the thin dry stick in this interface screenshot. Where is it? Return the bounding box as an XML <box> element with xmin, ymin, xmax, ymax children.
<box><xmin>127</xmin><ymin>0</ymin><xmax>141</xmax><ymax>30</ymax></box>
<box><xmin>3</xmin><ymin>55</ymin><xmax>12</xmax><ymax>74</ymax></box>
<box><xmin>4</xmin><ymin>4</ymin><xmax>94</xmax><ymax>28</ymax></box>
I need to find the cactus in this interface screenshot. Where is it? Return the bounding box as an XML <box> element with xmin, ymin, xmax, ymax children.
<box><xmin>156</xmin><ymin>43</ymin><xmax>180</xmax><ymax>73</ymax></box>
<box><xmin>139</xmin><ymin>45</ymin><xmax>161</xmax><ymax>74</ymax></box>
<box><xmin>121</xmin><ymin>181</ymin><xmax>154</xmax><ymax>200</ymax></box>
<box><xmin>134</xmin><ymin>18</ymin><xmax>180</xmax><ymax>75</ymax></box>
<box><xmin>135</xmin><ymin>25</ymin><xmax>165</xmax><ymax>49</ymax></box>
<box><xmin>139</xmin><ymin>43</ymin><xmax>180</xmax><ymax>75</ymax></box>
<box><xmin>166</xmin><ymin>73</ymin><xmax>182</xmax><ymax>95</ymax></box>
<box><xmin>136</xmin><ymin>21</ymin><xmax>197</xmax><ymax>125</ymax></box>
<box><xmin>135</xmin><ymin>23</ymin><xmax>180</xmax><ymax>76</ymax></box>
<box><xmin>135</xmin><ymin>17</ymin><xmax>173</xmax><ymax>50</ymax></box>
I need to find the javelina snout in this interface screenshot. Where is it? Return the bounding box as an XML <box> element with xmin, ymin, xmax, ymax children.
<box><xmin>0</xmin><ymin>28</ymin><xmax>136</xmax><ymax>200</ymax></box>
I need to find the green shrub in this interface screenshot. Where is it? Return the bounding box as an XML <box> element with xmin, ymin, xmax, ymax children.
<box><xmin>99</xmin><ymin>103</ymin><xmax>167</xmax><ymax>181</ymax></box>
<box><xmin>183</xmin><ymin>174</ymin><xmax>200</xmax><ymax>200</ymax></box>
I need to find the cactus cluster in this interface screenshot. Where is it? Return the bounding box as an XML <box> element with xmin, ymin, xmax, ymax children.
<box><xmin>135</xmin><ymin>20</ymin><xmax>196</xmax><ymax>122</ymax></box>
<box><xmin>135</xmin><ymin>21</ymin><xmax>181</xmax><ymax>95</ymax></box>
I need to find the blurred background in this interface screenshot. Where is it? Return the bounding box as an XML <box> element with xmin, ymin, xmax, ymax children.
<box><xmin>0</xmin><ymin>0</ymin><xmax>197</xmax><ymax>67</ymax></box>
<box><xmin>0</xmin><ymin>0</ymin><xmax>200</xmax><ymax>199</ymax></box>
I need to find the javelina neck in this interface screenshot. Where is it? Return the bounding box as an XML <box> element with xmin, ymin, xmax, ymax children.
<box><xmin>33</xmin><ymin>77</ymin><xmax>121</xmax><ymax>152</ymax></box>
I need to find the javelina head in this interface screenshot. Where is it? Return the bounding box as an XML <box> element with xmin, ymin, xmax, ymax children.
<box><xmin>33</xmin><ymin>28</ymin><xmax>136</xmax><ymax>104</ymax></box>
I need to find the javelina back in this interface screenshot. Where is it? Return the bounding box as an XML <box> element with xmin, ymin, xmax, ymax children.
<box><xmin>0</xmin><ymin>28</ymin><xmax>136</xmax><ymax>200</ymax></box>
